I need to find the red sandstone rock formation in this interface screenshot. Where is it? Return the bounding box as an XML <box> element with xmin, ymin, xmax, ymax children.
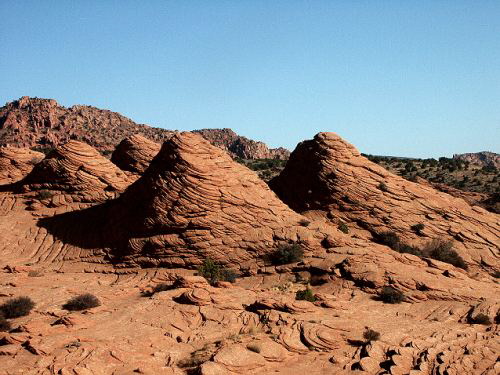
<box><xmin>0</xmin><ymin>147</ymin><xmax>44</xmax><ymax>185</ymax></box>
<box><xmin>110</xmin><ymin>134</ymin><xmax>162</xmax><ymax>174</ymax></box>
<box><xmin>0</xmin><ymin>132</ymin><xmax>498</xmax><ymax>375</ymax></box>
<box><xmin>269</xmin><ymin>132</ymin><xmax>500</xmax><ymax>271</ymax></box>
<box><xmin>109</xmin><ymin>132</ymin><xmax>324</xmax><ymax>268</ymax></box>
<box><xmin>19</xmin><ymin>140</ymin><xmax>134</xmax><ymax>206</ymax></box>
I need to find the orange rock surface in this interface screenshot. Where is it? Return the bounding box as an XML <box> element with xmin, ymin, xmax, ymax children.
<box><xmin>0</xmin><ymin>131</ymin><xmax>498</xmax><ymax>374</ymax></box>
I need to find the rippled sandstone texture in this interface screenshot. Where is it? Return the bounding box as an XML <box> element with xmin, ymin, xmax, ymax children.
<box><xmin>110</xmin><ymin>134</ymin><xmax>162</xmax><ymax>174</ymax></box>
<box><xmin>19</xmin><ymin>140</ymin><xmax>134</xmax><ymax>209</ymax></box>
<box><xmin>269</xmin><ymin>132</ymin><xmax>500</xmax><ymax>272</ymax></box>
<box><xmin>107</xmin><ymin>132</ymin><xmax>326</xmax><ymax>269</ymax></box>
<box><xmin>0</xmin><ymin>146</ymin><xmax>44</xmax><ymax>184</ymax></box>
<box><xmin>0</xmin><ymin>131</ymin><xmax>498</xmax><ymax>374</ymax></box>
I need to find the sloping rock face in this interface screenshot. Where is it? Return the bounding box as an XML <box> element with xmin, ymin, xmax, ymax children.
<box><xmin>109</xmin><ymin>132</ymin><xmax>319</xmax><ymax>268</ymax></box>
<box><xmin>269</xmin><ymin>132</ymin><xmax>500</xmax><ymax>270</ymax></box>
<box><xmin>193</xmin><ymin>128</ymin><xmax>290</xmax><ymax>160</ymax></box>
<box><xmin>20</xmin><ymin>140</ymin><xmax>133</xmax><ymax>205</ymax></box>
<box><xmin>0</xmin><ymin>147</ymin><xmax>44</xmax><ymax>185</ymax></box>
<box><xmin>453</xmin><ymin>151</ymin><xmax>500</xmax><ymax>168</ymax></box>
<box><xmin>110</xmin><ymin>134</ymin><xmax>161</xmax><ymax>174</ymax></box>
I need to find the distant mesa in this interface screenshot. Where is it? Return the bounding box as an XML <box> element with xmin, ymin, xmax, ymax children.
<box><xmin>108</xmin><ymin>132</ymin><xmax>319</xmax><ymax>268</ymax></box>
<box><xmin>269</xmin><ymin>132</ymin><xmax>500</xmax><ymax>269</ymax></box>
<box><xmin>111</xmin><ymin>134</ymin><xmax>162</xmax><ymax>174</ymax></box>
<box><xmin>0</xmin><ymin>96</ymin><xmax>288</xmax><ymax>160</ymax></box>
<box><xmin>20</xmin><ymin>140</ymin><xmax>134</xmax><ymax>204</ymax></box>
<box><xmin>0</xmin><ymin>146</ymin><xmax>44</xmax><ymax>185</ymax></box>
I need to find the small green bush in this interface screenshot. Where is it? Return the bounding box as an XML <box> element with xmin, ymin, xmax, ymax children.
<box><xmin>0</xmin><ymin>296</ymin><xmax>35</xmax><ymax>319</ymax></box>
<box><xmin>375</xmin><ymin>231</ymin><xmax>401</xmax><ymax>250</ymax></box>
<box><xmin>269</xmin><ymin>243</ymin><xmax>304</xmax><ymax>265</ymax></box>
<box><xmin>363</xmin><ymin>328</ymin><xmax>380</xmax><ymax>342</ymax></box>
<box><xmin>0</xmin><ymin>314</ymin><xmax>11</xmax><ymax>332</ymax></box>
<box><xmin>410</xmin><ymin>223</ymin><xmax>425</xmax><ymax>234</ymax></box>
<box><xmin>423</xmin><ymin>240</ymin><xmax>468</xmax><ymax>270</ymax></box>
<box><xmin>378</xmin><ymin>182</ymin><xmax>389</xmax><ymax>192</ymax></box>
<box><xmin>36</xmin><ymin>190</ymin><xmax>53</xmax><ymax>200</ymax></box>
<box><xmin>469</xmin><ymin>313</ymin><xmax>491</xmax><ymax>325</ymax></box>
<box><xmin>295</xmin><ymin>288</ymin><xmax>316</xmax><ymax>302</ymax></box>
<box><xmin>299</xmin><ymin>219</ymin><xmax>311</xmax><ymax>227</ymax></box>
<box><xmin>379</xmin><ymin>287</ymin><xmax>405</xmax><ymax>304</ymax></box>
<box><xmin>338</xmin><ymin>222</ymin><xmax>349</xmax><ymax>234</ymax></box>
<box><xmin>63</xmin><ymin>294</ymin><xmax>100</xmax><ymax>311</ymax></box>
<box><xmin>198</xmin><ymin>258</ymin><xmax>238</xmax><ymax>285</ymax></box>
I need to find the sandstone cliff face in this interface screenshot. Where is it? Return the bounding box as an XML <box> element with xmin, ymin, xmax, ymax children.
<box><xmin>19</xmin><ymin>140</ymin><xmax>134</xmax><ymax>206</ymax></box>
<box><xmin>108</xmin><ymin>132</ymin><xmax>319</xmax><ymax>268</ymax></box>
<box><xmin>110</xmin><ymin>134</ymin><xmax>162</xmax><ymax>174</ymax></box>
<box><xmin>269</xmin><ymin>132</ymin><xmax>500</xmax><ymax>270</ymax></box>
<box><xmin>0</xmin><ymin>147</ymin><xmax>44</xmax><ymax>185</ymax></box>
<box><xmin>453</xmin><ymin>151</ymin><xmax>500</xmax><ymax>168</ymax></box>
<box><xmin>0</xmin><ymin>97</ymin><xmax>289</xmax><ymax>160</ymax></box>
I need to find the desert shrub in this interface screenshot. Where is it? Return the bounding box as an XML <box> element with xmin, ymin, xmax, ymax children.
<box><xmin>36</xmin><ymin>190</ymin><xmax>53</xmax><ymax>200</ymax></box>
<box><xmin>198</xmin><ymin>258</ymin><xmax>238</xmax><ymax>285</ymax></box>
<box><xmin>63</xmin><ymin>294</ymin><xmax>100</xmax><ymax>311</ymax></box>
<box><xmin>398</xmin><ymin>243</ymin><xmax>423</xmax><ymax>257</ymax></box>
<box><xmin>0</xmin><ymin>314</ymin><xmax>11</xmax><ymax>332</ymax></box>
<box><xmin>469</xmin><ymin>313</ymin><xmax>492</xmax><ymax>325</ymax></box>
<box><xmin>378</xmin><ymin>182</ymin><xmax>389</xmax><ymax>192</ymax></box>
<box><xmin>363</xmin><ymin>328</ymin><xmax>380</xmax><ymax>342</ymax></box>
<box><xmin>299</xmin><ymin>219</ymin><xmax>311</xmax><ymax>227</ymax></box>
<box><xmin>379</xmin><ymin>287</ymin><xmax>405</xmax><ymax>304</ymax></box>
<box><xmin>423</xmin><ymin>240</ymin><xmax>468</xmax><ymax>270</ymax></box>
<box><xmin>0</xmin><ymin>296</ymin><xmax>35</xmax><ymax>319</ymax></box>
<box><xmin>492</xmin><ymin>271</ymin><xmax>500</xmax><ymax>278</ymax></box>
<box><xmin>28</xmin><ymin>270</ymin><xmax>43</xmax><ymax>277</ymax></box>
<box><xmin>269</xmin><ymin>243</ymin><xmax>304</xmax><ymax>265</ymax></box>
<box><xmin>374</xmin><ymin>231</ymin><xmax>401</xmax><ymax>250</ymax></box>
<box><xmin>338</xmin><ymin>222</ymin><xmax>349</xmax><ymax>234</ymax></box>
<box><xmin>295</xmin><ymin>288</ymin><xmax>316</xmax><ymax>302</ymax></box>
<box><xmin>410</xmin><ymin>223</ymin><xmax>425</xmax><ymax>234</ymax></box>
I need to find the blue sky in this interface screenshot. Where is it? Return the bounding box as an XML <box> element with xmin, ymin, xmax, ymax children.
<box><xmin>1</xmin><ymin>1</ymin><xmax>499</xmax><ymax>157</ymax></box>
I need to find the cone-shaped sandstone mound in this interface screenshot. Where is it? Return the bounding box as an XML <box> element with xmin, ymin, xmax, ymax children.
<box><xmin>111</xmin><ymin>134</ymin><xmax>161</xmax><ymax>174</ymax></box>
<box><xmin>20</xmin><ymin>140</ymin><xmax>133</xmax><ymax>204</ymax></box>
<box><xmin>270</xmin><ymin>132</ymin><xmax>500</xmax><ymax>269</ymax></box>
<box><xmin>0</xmin><ymin>147</ymin><xmax>44</xmax><ymax>184</ymax></box>
<box><xmin>110</xmin><ymin>132</ymin><xmax>325</xmax><ymax>268</ymax></box>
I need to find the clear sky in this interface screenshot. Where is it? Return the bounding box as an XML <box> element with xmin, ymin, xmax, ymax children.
<box><xmin>1</xmin><ymin>1</ymin><xmax>499</xmax><ymax>158</ymax></box>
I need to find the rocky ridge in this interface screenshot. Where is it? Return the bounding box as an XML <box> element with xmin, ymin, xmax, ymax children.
<box><xmin>0</xmin><ymin>96</ymin><xmax>288</xmax><ymax>160</ymax></box>
<box><xmin>453</xmin><ymin>151</ymin><xmax>500</xmax><ymax>168</ymax></box>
